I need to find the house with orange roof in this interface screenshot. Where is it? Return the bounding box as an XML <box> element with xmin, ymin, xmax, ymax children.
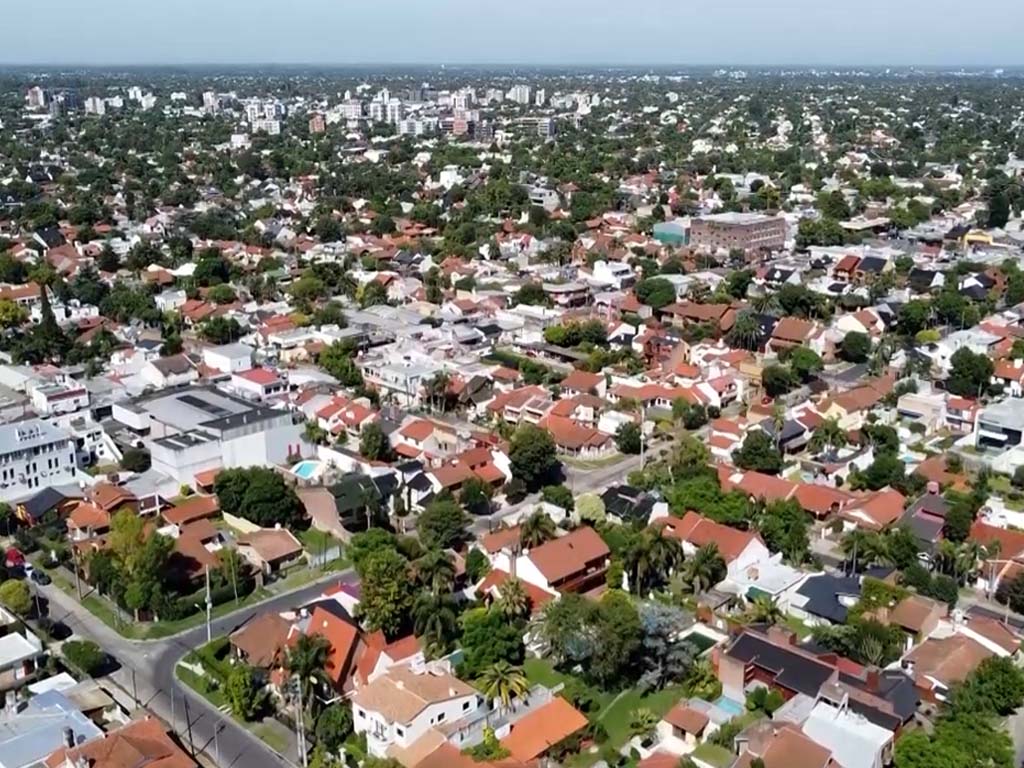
<box><xmin>659</xmin><ymin>511</ymin><xmax>770</xmax><ymax>584</ymax></box>
<box><xmin>560</xmin><ymin>369</ymin><xmax>606</xmax><ymax>398</ymax></box>
<box><xmin>42</xmin><ymin>717</ymin><xmax>197</xmax><ymax>768</ymax></box>
<box><xmin>316</xmin><ymin>395</ymin><xmax>379</xmax><ymax>439</ymax></box>
<box><xmin>767</xmin><ymin>317</ymin><xmax>818</xmax><ymax>354</ymax></box>
<box><xmin>305</xmin><ymin>605</ymin><xmax>361</xmax><ymax>692</ymax></box>
<box><xmin>490</xmin><ymin>526</ymin><xmax>610</xmax><ymax>597</ymax></box>
<box><xmin>839</xmin><ymin>489</ymin><xmax>907</xmax><ymax>532</ymax></box>
<box><xmin>993</xmin><ymin>357</ymin><xmax>1024</xmax><ymax>397</ymax></box>
<box><xmin>539</xmin><ymin>415</ymin><xmax>614</xmax><ymax>459</ymax></box>
<box><xmin>500</xmin><ymin>696</ymin><xmax>588</xmax><ymax>763</ymax></box>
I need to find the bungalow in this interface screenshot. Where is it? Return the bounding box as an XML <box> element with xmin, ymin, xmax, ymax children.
<box><xmin>491</xmin><ymin>526</ymin><xmax>610</xmax><ymax>597</ymax></box>
<box><xmin>767</xmin><ymin>317</ymin><xmax>818</xmax><ymax>354</ymax></box>
<box><xmin>540</xmin><ymin>415</ymin><xmax>614</xmax><ymax>459</ymax></box>
<box><xmin>501</xmin><ymin>696</ymin><xmax>589</xmax><ymax>763</ymax></box>
<box><xmin>656</xmin><ymin>702</ymin><xmax>716</xmax><ymax>755</ymax></box>
<box><xmin>840</xmin><ymin>489</ymin><xmax>907</xmax><ymax>532</ymax></box>
<box><xmin>237</xmin><ymin>528</ymin><xmax>304</xmax><ymax>575</ymax></box>
<box><xmin>659</xmin><ymin>511</ymin><xmax>770</xmax><ymax>584</ymax></box>
<box><xmin>560</xmin><ymin>370</ymin><xmax>607</xmax><ymax>398</ymax></box>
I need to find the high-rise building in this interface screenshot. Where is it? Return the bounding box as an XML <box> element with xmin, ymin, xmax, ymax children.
<box><xmin>385</xmin><ymin>99</ymin><xmax>404</xmax><ymax>126</ymax></box>
<box><xmin>26</xmin><ymin>86</ymin><xmax>48</xmax><ymax>109</ymax></box>
<box><xmin>308</xmin><ymin>112</ymin><xmax>326</xmax><ymax>134</ymax></box>
<box><xmin>202</xmin><ymin>91</ymin><xmax>220</xmax><ymax>112</ymax></box>
<box><xmin>509</xmin><ymin>84</ymin><xmax>532</xmax><ymax>105</ymax></box>
<box><xmin>84</xmin><ymin>97</ymin><xmax>106</xmax><ymax>116</ymax></box>
<box><xmin>535</xmin><ymin>88</ymin><xmax>547</xmax><ymax>107</ymax></box>
<box><xmin>341</xmin><ymin>99</ymin><xmax>364</xmax><ymax>120</ymax></box>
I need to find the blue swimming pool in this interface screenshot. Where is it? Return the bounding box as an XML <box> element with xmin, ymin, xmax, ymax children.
<box><xmin>292</xmin><ymin>460</ymin><xmax>322</xmax><ymax>480</ymax></box>
<box><xmin>713</xmin><ymin>695</ymin><xmax>745</xmax><ymax>718</ymax></box>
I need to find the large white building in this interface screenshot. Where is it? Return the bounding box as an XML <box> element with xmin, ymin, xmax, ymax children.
<box><xmin>0</xmin><ymin>420</ymin><xmax>76</xmax><ymax>502</ymax></box>
<box><xmin>351</xmin><ymin>666</ymin><xmax>482</xmax><ymax>758</ymax></box>
<box><xmin>112</xmin><ymin>386</ymin><xmax>305</xmax><ymax>488</ymax></box>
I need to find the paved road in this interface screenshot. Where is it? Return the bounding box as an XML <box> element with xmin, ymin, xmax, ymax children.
<box><xmin>40</xmin><ymin>571</ymin><xmax>354</xmax><ymax>768</ymax></box>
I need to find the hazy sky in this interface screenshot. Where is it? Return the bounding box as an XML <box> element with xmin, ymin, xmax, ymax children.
<box><xmin>8</xmin><ymin>0</ymin><xmax>1024</xmax><ymax>67</ymax></box>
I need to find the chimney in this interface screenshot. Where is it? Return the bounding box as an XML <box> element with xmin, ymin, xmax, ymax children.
<box><xmin>62</xmin><ymin>727</ymin><xmax>75</xmax><ymax>749</ymax></box>
<box><xmin>865</xmin><ymin>666</ymin><xmax>881</xmax><ymax>692</ymax></box>
<box><xmin>926</xmin><ymin>481</ymin><xmax>939</xmax><ymax>495</ymax></box>
<box><xmin>396</xmin><ymin>680</ymin><xmax>405</xmax><ymax>690</ymax></box>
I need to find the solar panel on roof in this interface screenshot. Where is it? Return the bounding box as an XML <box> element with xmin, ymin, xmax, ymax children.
<box><xmin>179</xmin><ymin>393</ymin><xmax>231</xmax><ymax>417</ymax></box>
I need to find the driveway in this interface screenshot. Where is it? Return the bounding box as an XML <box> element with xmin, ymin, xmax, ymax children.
<box><xmin>39</xmin><ymin>570</ymin><xmax>354</xmax><ymax>768</ymax></box>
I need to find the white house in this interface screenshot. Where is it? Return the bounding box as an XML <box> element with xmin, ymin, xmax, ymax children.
<box><xmin>0</xmin><ymin>420</ymin><xmax>76</xmax><ymax>503</ymax></box>
<box><xmin>203</xmin><ymin>343</ymin><xmax>255</xmax><ymax>374</ymax></box>
<box><xmin>351</xmin><ymin>666</ymin><xmax>482</xmax><ymax>758</ymax></box>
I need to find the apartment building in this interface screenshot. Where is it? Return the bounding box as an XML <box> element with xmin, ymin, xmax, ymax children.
<box><xmin>0</xmin><ymin>420</ymin><xmax>76</xmax><ymax>502</ymax></box>
<box><xmin>690</xmin><ymin>212</ymin><xmax>787</xmax><ymax>252</ymax></box>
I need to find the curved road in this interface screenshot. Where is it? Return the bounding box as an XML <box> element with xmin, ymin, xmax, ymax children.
<box><xmin>40</xmin><ymin>571</ymin><xmax>354</xmax><ymax>768</ymax></box>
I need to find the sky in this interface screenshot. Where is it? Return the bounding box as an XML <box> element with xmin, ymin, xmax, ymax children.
<box><xmin>8</xmin><ymin>0</ymin><xmax>1024</xmax><ymax>67</ymax></box>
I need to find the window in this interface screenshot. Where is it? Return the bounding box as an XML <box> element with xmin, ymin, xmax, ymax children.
<box><xmin>463</xmin><ymin>701</ymin><xmax>470</xmax><ymax>711</ymax></box>
<box><xmin>357</xmin><ymin>709</ymin><xmax>365</xmax><ymax>718</ymax></box>
<box><xmin>436</xmin><ymin>712</ymin><xmax>445</xmax><ymax>722</ymax></box>
<box><xmin>396</xmin><ymin>727</ymin><xmax>404</xmax><ymax>737</ymax></box>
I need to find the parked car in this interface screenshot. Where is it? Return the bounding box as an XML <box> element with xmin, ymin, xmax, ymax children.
<box><xmin>30</xmin><ymin>569</ymin><xmax>51</xmax><ymax>586</ymax></box>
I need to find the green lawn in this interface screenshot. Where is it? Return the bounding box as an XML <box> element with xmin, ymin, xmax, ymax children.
<box><xmin>595</xmin><ymin>685</ymin><xmax>686</xmax><ymax>746</ymax></box>
<box><xmin>296</xmin><ymin>527</ymin><xmax>338</xmax><ymax>553</ymax></box>
<box><xmin>692</xmin><ymin>743</ymin><xmax>734</xmax><ymax>768</ymax></box>
<box><xmin>176</xmin><ymin>666</ymin><xmax>228</xmax><ymax>710</ymax></box>
<box><xmin>252</xmin><ymin>722</ymin><xmax>291</xmax><ymax>755</ymax></box>
<box><xmin>53</xmin><ymin>572</ymin><xmax>272</xmax><ymax>640</ymax></box>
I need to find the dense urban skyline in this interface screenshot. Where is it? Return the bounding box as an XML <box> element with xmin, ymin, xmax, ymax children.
<box><xmin>7</xmin><ymin>0</ymin><xmax>1024</xmax><ymax>67</ymax></box>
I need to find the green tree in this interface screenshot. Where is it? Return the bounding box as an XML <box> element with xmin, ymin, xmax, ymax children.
<box><xmin>762</xmin><ymin>364</ymin><xmax>796</xmax><ymax>397</ymax></box>
<box><xmin>120</xmin><ymin>447</ymin><xmax>151</xmax><ymax>472</ymax></box>
<box><xmin>681</xmin><ymin>543</ymin><xmax>726</xmax><ymax>594</ymax></box>
<box><xmin>0</xmin><ymin>298</ymin><xmax>27</xmax><ymax>329</ymax></box>
<box><xmin>358</xmin><ymin>549</ymin><xmax>415</xmax><ymax>637</ymax></box>
<box><xmin>497</xmin><ymin>577</ymin><xmax>532</xmax><ymax>622</ymax></box>
<box><xmin>285</xmin><ymin>634</ymin><xmax>330</xmax><ymax>714</ymax></box>
<box><xmin>200</xmin><ymin>316</ymin><xmax>243</xmax><ymax>344</ymax></box>
<box><xmin>635</xmin><ymin>277</ymin><xmax>677</xmax><ymax>309</ymax></box>
<box><xmin>318</xmin><ymin>341</ymin><xmax>365</xmax><ymax>387</ymax></box>
<box><xmin>418</xmin><ymin>497</ymin><xmax>468</xmax><ymax>550</ymax></box>
<box><xmin>541</xmin><ymin>484</ymin><xmax>574</xmax><ymax>511</ymax></box>
<box><xmin>509</xmin><ymin>424</ymin><xmax>559</xmax><ymax>491</ymax></box>
<box><xmin>838</xmin><ymin>331</ymin><xmax>872</xmax><ymax>363</ymax></box>
<box><xmin>478</xmin><ymin>661</ymin><xmax>531</xmax><ymax>710</ymax></box>
<box><xmin>615</xmin><ymin>422</ymin><xmax>642</xmax><ymax>454</ymax></box>
<box><xmin>412</xmin><ymin>591</ymin><xmax>459</xmax><ymax>657</ymax></box>
<box><xmin>732</xmin><ymin>430</ymin><xmax>784</xmax><ymax>474</ymax></box>
<box><xmin>225</xmin><ymin>664</ymin><xmax>261</xmax><ymax>721</ymax></box>
<box><xmin>787</xmin><ymin>347</ymin><xmax>823</xmax><ymax>382</ymax></box>
<box><xmin>359</xmin><ymin>423</ymin><xmax>391</xmax><ymax>461</ymax></box>
<box><xmin>520</xmin><ymin>510</ymin><xmax>557</xmax><ymax>549</ymax></box>
<box><xmin>459</xmin><ymin>606</ymin><xmax>525</xmax><ymax>677</ymax></box>
<box><xmin>0</xmin><ymin>579</ymin><xmax>31</xmax><ymax>615</ymax></box>
<box><xmin>414</xmin><ymin>548</ymin><xmax>457</xmax><ymax>595</ymax></box>
<box><xmin>946</xmin><ymin>347</ymin><xmax>994</xmax><ymax>398</ymax></box>
<box><xmin>314</xmin><ymin>704</ymin><xmax>354</xmax><ymax>753</ymax></box>
<box><xmin>214</xmin><ymin>467</ymin><xmax>305</xmax><ymax>528</ymax></box>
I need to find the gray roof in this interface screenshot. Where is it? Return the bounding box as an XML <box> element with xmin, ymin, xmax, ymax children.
<box><xmin>0</xmin><ymin>420</ymin><xmax>72</xmax><ymax>456</ymax></box>
<box><xmin>0</xmin><ymin>690</ymin><xmax>101</xmax><ymax>768</ymax></box>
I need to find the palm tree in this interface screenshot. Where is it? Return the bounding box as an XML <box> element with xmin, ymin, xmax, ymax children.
<box><xmin>285</xmin><ymin>634</ymin><xmax>330</xmax><ymax>714</ymax></box>
<box><xmin>682</xmin><ymin>544</ymin><xmax>726</xmax><ymax>594</ymax></box>
<box><xmin>478</xmin><ymin>661</ymin><xmax>530</xmax><ymax>711</ymax></box>
<box><xmin>933</xmin><ymin>539</ymin><xmax>958</xmax><ymax>577</ymax></box>
<box><xmin>726</xmin><ymin>310</ymin><xmax>761</xmax><ymax>351</ymax></box>
<box><xmin>628</xmin><ymin>530</ymin><xmax>684</xmax><ymax>595</ymax></box>
<box><xmin>857</xmin><ymin>635</ymin><xmax>886</xmax><ymax>667</ymax></box>
<box><xmin>519</xmin><ymin>510</ymin><xmax>556</xmax><ymax>549</ymax></box>
<box><xmin>954</xmin><ymin>540</ymin><xmax>984</xmax><ymax>583</ymax></box>
<box><xmin>425</xmin><ymin>371</ymin><xmax>452</xmax><ymax>413</ymax></box>
<box><xmin>413</xmin><ymin>591</ymin><xmax>458</xmax><ymax>657</ymax></box>
<box><xmin>414</xmin><ymin>548</ymin><xmax>456</xmax><ymax>595</ymax></box>
<box><xmin>749</xmin><ymin>290</ymin><xmax>779</xmax><ymax>315</ymax></box>
<box><xmin>628</xmin><ymin>707</ymin><xmax>659</xmax><ymax>739</ymax></box>
<box><xmin>745</xmin><ymin>595</ymin><xmax>784</xmax><ymax>626</ymax></box>
<box><xmin>809</xmin><ymin>418</ymin><xmax>847</xmax><ymax>455</ymax></box>
<box><xmin>497</xmin><ymin>577</ymin><xmax>532</xmax><ymax>622</ymax></box>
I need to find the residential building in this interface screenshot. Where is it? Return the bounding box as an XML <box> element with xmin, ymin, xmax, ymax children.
<box><xmin>351</xmin><ymin>666</ymin><xmax>482</xmax><ymax>758</ymax></box>
<box><xmin>690</xmin><ymin>212</ymin><xmax>787</xmax><ymax>252</ymax></box>
<box><xmin>0</xmin><ymin>420</ymin><xmax>76</xmax><ymax>503</ymax></box>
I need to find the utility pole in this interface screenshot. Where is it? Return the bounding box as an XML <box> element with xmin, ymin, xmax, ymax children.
<box><xmin>204</xmin><ymin>566</ymin><xmax>212</xmax><ymax>645</ymax></box>
<box><xmin>73</xmin><ymin>549</ymin><xmax>82</xmax><ymax>600</ymax></box>
<box><xmin>293</xmin><ymin>676</ymin><xmax>309</xmax><ymax>768</ymax></box>
<box><xmin>640</xmin><ymin>404</ymin><xmax>647</xmax><ymax>471</ymax></box>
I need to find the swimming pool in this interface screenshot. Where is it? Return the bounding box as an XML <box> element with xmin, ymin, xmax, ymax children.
<box><xmin>292</xmin><ymin>460</ymin><xmax>322</xmax><ymax>480</ymax></box>
<box><xmin>713</xmin><ymin>695</ymin><xmax>745</xmax><ymax>718</ymax></box>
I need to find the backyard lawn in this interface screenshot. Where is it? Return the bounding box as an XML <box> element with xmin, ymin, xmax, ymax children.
<box><xmin>523</xmin><ymin>658</ymin><xmax>688</xmax><ymax>756</ymax></box>
<box><xmin>692</xmin><ymin>743</ymin><xmax>734</xmax><ymax>768</ymax></box>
